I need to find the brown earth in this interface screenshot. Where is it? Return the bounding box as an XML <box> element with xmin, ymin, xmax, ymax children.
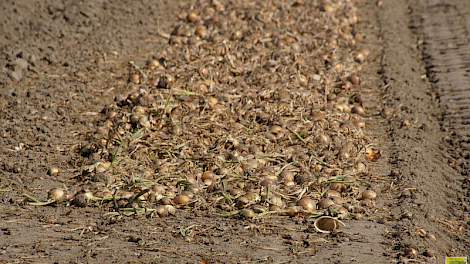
<box><xmin>0</xmin><ymin>0</ymin><xmax>468</xmax><ymax>263</ymax></box>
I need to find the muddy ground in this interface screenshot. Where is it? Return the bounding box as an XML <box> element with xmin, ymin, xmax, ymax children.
<box><xmin>0</xmin><ymin>0</ymin><xmax>469</xmax><ymax>263</ymax></box>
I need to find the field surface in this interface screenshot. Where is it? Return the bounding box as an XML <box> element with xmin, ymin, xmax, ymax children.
<box><xmin>0</xmin><ymin>0</ymin><xmax>468</xmax><ymax>263</ymax></box>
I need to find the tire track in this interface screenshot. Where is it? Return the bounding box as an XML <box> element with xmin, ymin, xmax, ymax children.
<box><xmin>419</xmin><ymin>3</ymin><xmax>470</xmax><ymax>140</ymax></box>
<box><xmin>410</xmin><ymin>0</ymin><xmax>470</xmax><ymax>256</ymax></box>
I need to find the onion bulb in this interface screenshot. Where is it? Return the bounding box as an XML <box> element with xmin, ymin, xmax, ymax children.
<box><xmin>318</xmin><ymin>198</ymin><xmax>335</xmax><ymax>209</ymax></box>
<box><xmin>201</xmin><ymin>171</ymin><xmax>215</xmax><ymax>185</ymax></box>
<box><xmin>47</xmin><ymin>167</ymin><xmax>60</xmax><ymax>176</ymax></box>
<box><xmin>156</xmin><ymin>205</ymin><xmax>169</xmax><ymax>217</ymax></box>
<box><xmin>285</xmin><ymin>206</ymin><xmax>301</xmax><ymax>217</ymax></box>
<box><xmin>48</xmin><ymin>188</ymin><xmax>65</xmax><ymax>202</ymax></box>
<box><xmin>297</xmin><ymin>197</ymin><xmax>316</xmax><ymax>212</ymax></box>
<box><xmin>173</xmin><ymin>194</ymin><xmax>190</xmax><ymax>206</ymax></box>
<box><xmin>240</xmin><ymin>209</ymin><xmax>255</xmax><ymax>219</ymax></box>
<box><xmin>360</xmin><ymin>190</ymin><xmax>377</xmax><ymax>200</ymax></box>
<box><xmin>187</xmin><ymin>12</ymin><xmax>200</xmax><ymax>23</ymax></box>
<box><xmin>351</xmin><ymin>105</ymin><xmax>365</xmax><ymax>116</ymax></box>
<box><xmin>404</xmin><ymin>247</ymin><xmax>418</xmax><ymax>258</ymax></box>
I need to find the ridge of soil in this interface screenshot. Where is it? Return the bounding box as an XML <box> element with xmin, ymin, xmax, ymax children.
<box><xmin>376</xmin><ymin>0</ymin><xmax>470</xmax><ymax>261</ymax></box>
<box><xmin>410</xmin><ymin>0</ymin><xmax>470</xmax><ymax>255</ymax></box>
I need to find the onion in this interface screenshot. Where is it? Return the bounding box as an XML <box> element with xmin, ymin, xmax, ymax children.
<box><xmin>416</xmin><ymin>227</ymin><xmax>427</xmax><ymax>237</ymax></box>
<box><xmin>318</xmin><ymin>134</ymin><xmax>331</xmax><ymax>145</ymax></box>
<box><xmin>94</xmin><ymin>189</ymin><xmax>113</xmax><ymax>199</ymax></box>
<box><xmin>164</xmin><ymin>205</ymin><xmax>176</xmax><ymax>215</ymax></box>
<box><xmin>423</xmin><ymin>249</ymin><xmax>434</xmax><ymax>258</ymax></box>
<box><xmin>173</xmin><ymin>194</ymin><xmax>190</xmax><ymax>206</ymax></box>
<box><xmin>285</xmin><ymin>206</ymin><xmax>301</xmax><ymax>217</ymax></box>
<box><xmin>195</xmin><ymin>25</ymin><xmax>208</xmax><ymax>38</ymax></box>
<box><xmin>350</xmin><ymin>74</ymin><xmax>361</xmax><ymax>85</ymax></box>
<box><xmin>147</xmin><ymin>59</ymin><xmax>161</xmax><ymax>70</ymax></box>
<box><xmin>269</xmin><ymin>125</ymin><xmax>284</xmax><ymax>140</ymax></box>
<box><xmin>207</xmin><ymin>97</ymin><xmax>218</xmax><ymax>109</ymax></box>
<box><xmin>322</xmin><ymin>4</ymin><xmax>335</xmax><ymax>13</ymax></box>
<box><xmin>334</xmin><ymin>63</ymin><xmax>343</xmax><ymax>73</ymax></box>
<box><xmin>360</xmin><ymin>190</ymin><xmax>377</xmax><ymax>200</ymax></box>
<box><xmin>119</xmin><ymin>191</ymin><xmax>134</xmax><ymax>200</ymax></box>
<box><xmin>359</xmin><ymin>199</ymin><xmax>375</xmax><ymax>208</ymax></box>
<box><xmin>73</xmin><ymin>191</ymin><xmax>95</xmax><ymax>207</ymax></box>
<box><xmin>282</xmin><ymin>170</ymin><xmax>295</xmax><ymax>186</ymax></box>
<box><xmin>268</xmin><ymin>195</ymin><xmax>284</xmax><ymax>207</ymax></box>
<box><xmin>354</xmin><ymin>49</ymin><xmax>369</xmax><ymax>63</ymax></box>
<box><xmin>329</xmin><ymin>182</ymin><xmax>347</xmax><ymax>192</ymax></box>
<box><xmin>325</xmin><ymin>189</ymin><xmax>341</xmax><ymax>199</ymax></box>
<box><xmin>133</xmin><ymin>106</ymin><xmax>146</xmax><ymax>115</ymax></box>
<box><xmin>351</xmin><ymin>105</ymin><xmax>365</xmax><ymax>116</ymax></box>
<box><xmin>48</xmin><ymin>188</ymin><xmax>65</xmax><ymax>202</ymax></box>
<box><xmin>229</xmin><ymin>188</ymin><xmax>243</xmax><ymax>196</ymax></box>
<box><xmin>240</xmin><ymin>209</ymin><xmax>255</xmax><ymax>219</ymax></box>
<box><xmin>130</xmin><ymin>113</ymin><xmax>142</xmax><ymax>125</ymax></box>
<box><xmin>151</xmin><ymin>184</ymin><xmax>166</xmax><ymax>195</ymax></box>
<box><xmin>330</xmin><ymin>205</ymin><xmax>349</xmax><ymax>219</ymax></box>
<box><xmin>311</xmin><ymin>111</ymin><xmax>326</xmax><ymax>121</ymax></box>
<box><xmin>245</xmin><ymin>192</ymin><xmax>260</xmax><ymax>202</ymax></box>
<box><xmin>237</xmin><ymin>192</ymin><xmax>260</xmax><ymax>207</ymax></box>
<box><xmin>298</xmin><ymin>74</ymin><xmax>308</xmax><ymax>87</ymax></box>
<box><xmin>130</xmin><ymin>73</ymin><xmax>140</xmax><ymax>84</ymax></box>
<box><xmin>366</xmin><ymin>148</ymin><xmax>381</xmax><ymax>161</ymax></box>
<box><xmin>335</xmin><ymin>103</ymin><xmax>351</xmax><ymax>113</ymax></box>
<box><xmin>201</xmin><ymin>171</ymin><xmax>216</xmax><ymax>185</ymax></box>
<box><xmin>297</xmin><ymin>197</ymin><xmax>316</xmax><ymax>212</ymax></box>
<box><xmin>95</xmin><ymin>161</ymin><xmax>111</xmax><ymax>173</ymax></box>
<box><xmin>260</xmin><ymin>177</ymin><xmax>274</xmax><ymax>188</ymax></box>
<box><xmin>404</xmin><ymin>247</ymin><xmax>418</xmax><ymax>258</ymax></box>
<box><xmin>160</xmin><ymin>197</ymin><xmax>172</xmax><ymax>205</ymax></box>
<box><xmin>181</xmin><ymin>191</ymin><xmax>194</xmax><ymax>199</ymax></box>
<box><xmin>138</xmin><ymin>116</ymin><xmax>150</xmax><ymax>128</ymax></box>
<box><xmin>156</xmin><ymin>205</ymin><xmax>169</xmax><ymax>217</ymax></box>
<box><xmin>355</xmin><ymin>162</ymin><xmax>366</xmax><ymax>173</ymax></box>
<box><xmin>332</xmin><ymin>196</ymin><xmax>345</xmax><ymax>205</ymax></box>
<box><xmin>242</xmin><ymin>158</ymin><xmax>258</xmax><ymax>171</ymax></box>
<box><xmin>187</xmin><ymin>12</ymin><xmax>200</xmax><ymax>23</ymax></box>
<box><xmin>47</xmin><ymin>167</ymin><xmax>60</xmax><ymax>176</ymax></box>
<box><xmin>318</xmin><ymin>198</ymin><xmax>335</xmax><ymax>209</ymax></box>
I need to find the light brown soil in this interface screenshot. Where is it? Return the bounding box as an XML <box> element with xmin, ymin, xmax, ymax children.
<box><xmin>0</xmin><ymin>0</ymin><xmax>468</xmax><ymax>263</ymax></box>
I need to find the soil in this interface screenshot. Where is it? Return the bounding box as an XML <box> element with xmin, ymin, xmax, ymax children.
<box><xmin>0</xmin><ymin>0</ymin><xmax>468</xmax><ymax>263</ymax></box>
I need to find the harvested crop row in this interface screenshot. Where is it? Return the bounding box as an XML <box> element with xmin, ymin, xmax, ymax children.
<box><xmin>39</xmin><ymin>0</ymin><xmax>379</xmax><ymax>225</ymax></box>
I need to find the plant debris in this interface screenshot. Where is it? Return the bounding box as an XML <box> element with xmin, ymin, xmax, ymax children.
<box><xmin>38</xmin><ymin>0</ymin><xmax>380</xmax><ymax>221</ymax></box>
